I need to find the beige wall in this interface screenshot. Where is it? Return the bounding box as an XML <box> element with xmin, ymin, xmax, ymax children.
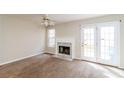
<box><xmin>0</xmin><ymin>16</ymin><xmax>3</xmax><ymax>62</ymax></box>
<box><xmin>0</xmin><ymin>15</ymin><xmax>45</xmax><ymax>64</ymax></box>
<box><xmin>51</xmin><ymin>14</ymin><xmax>124</xmax><ymax>68</ymax></box>
<box><xmin>120</xmin><ymin>20</ymin><xmax>124</xmax><ymax>68</ymax></box>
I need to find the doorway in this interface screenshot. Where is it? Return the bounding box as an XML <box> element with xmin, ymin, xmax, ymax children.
<box><xmin>81</xmin><ymin>22</ymin><xmax>120</xmax><ymax>66</ymax></box>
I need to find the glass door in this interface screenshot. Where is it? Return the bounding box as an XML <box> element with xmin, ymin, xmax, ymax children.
<box><xmin>81</xmin><ymin>25</ymin><xmax>97</xmax><ymax>62</ymax></box>
<box><xmin>97</xmin><ymin>22</ymin><xmax>119</xmax><ymax>66</ymax></box>
<box><xmin>81</xmin><ymin>22</ymin><xmax>119</xmax><ymax>66</ymax></box>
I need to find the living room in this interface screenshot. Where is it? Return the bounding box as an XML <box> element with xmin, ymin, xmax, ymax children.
<box><xmin>0</xmin><ymin>14</ymin><xmax>124</xmax><ymax>78</ymax></box>
<box><xmin>1</xmin><ymin>0</ymin><xmax>124</xmax><ymax>93</ymax></box>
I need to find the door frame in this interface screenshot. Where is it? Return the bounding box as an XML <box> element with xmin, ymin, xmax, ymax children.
<box><xmin>80</xmin><ymin>24</ymin><xmax>97</xmax><ymax>62</ymax></box>
<box><xmin>96</xmin><ymin>21</ymin><xmax>120</xmax><ymax>66</ymax></box>
<box><xmin>80</xmin><ymin>21</ymin><xmax>120</xmax><ymax>67</ymax></box>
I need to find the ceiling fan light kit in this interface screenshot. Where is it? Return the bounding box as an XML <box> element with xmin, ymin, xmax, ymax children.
<box><xmin>41</xmin><ymin>14</ymin><xmax>55</xmax><ymax>27</ymax></box>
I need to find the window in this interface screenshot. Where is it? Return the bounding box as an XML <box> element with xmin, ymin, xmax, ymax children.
<box><xmin>47</xmin><ymin>28</ymin><xmax>55</xmax><ymax>47</ymax></box>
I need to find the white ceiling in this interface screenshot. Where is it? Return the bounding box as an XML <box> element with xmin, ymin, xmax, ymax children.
<box><xmin>48</xmin><ymin>14</ymin><xmax>106</xmax><ymax>23</ymax></box>
<box><xmin>15</xmin><ymin>14</ymin><xmax>106</xmax><ymax>25</ymax></box>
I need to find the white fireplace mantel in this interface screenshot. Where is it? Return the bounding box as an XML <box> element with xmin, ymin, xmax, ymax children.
<box><xmin>55</xmin><ymin>40</ymin><xmax>75</xmax><ymax>61</ymax></box>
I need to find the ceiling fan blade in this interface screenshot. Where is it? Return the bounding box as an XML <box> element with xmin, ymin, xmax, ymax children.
<box><xmin>40</xmin><ymin>14</ymin><xmax>47</xmax><ymax>20</ymax></box>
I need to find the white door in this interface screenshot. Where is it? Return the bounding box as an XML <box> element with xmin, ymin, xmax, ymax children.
<box><xmin>81</xmin><ymin>25</ymin><xmax>97</xmax><ymax>62</ymax></box>
<box><xmin>81</xmin><ymin>22</ymin><xmax>120</xmax><ymax>66</ymax></box>
<box><xmin>97</xmin><ymin>22</ymin><xmax>119</xmax><ymax>66</ymax></box>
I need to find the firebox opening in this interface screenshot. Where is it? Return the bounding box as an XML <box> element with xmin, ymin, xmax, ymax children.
<box><xmin>59</xmin><ymin>46</ymin><xmax>70</xmax><ymax>55</ymax></box>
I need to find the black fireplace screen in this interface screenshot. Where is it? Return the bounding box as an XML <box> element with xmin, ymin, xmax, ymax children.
<box><xmin>59</xmin><ymin>46</ymin><xmax>70</xmax><ymax>55</ymax></box>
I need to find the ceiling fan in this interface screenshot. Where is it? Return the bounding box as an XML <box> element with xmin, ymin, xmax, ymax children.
<box><xmin>41</xmin><ymin>14</ymin><xmax>55</xmax><ymax>27</ymax></box>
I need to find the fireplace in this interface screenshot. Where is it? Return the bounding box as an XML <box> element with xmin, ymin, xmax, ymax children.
<box><xmin>56</xmin><ymin>42</ymin><xmax>73</xmax><ymax>60</ymax></box>
<box><xmin>59</xmin><ymin>46</ymin><xmax>70</xmax><ymax>55</ymax></box>
<box><xmin>55</xmin><ymin>41</ymin><xmax>74</xmax><ymax>61</ymax></box>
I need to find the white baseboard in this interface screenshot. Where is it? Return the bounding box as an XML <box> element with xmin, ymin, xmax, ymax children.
<box><xmin>118</xmin><ymin>66</ymin><xmax>124</xmax><ymax>70</ymax></box>
<box><xmin>0</xmin><ymin>52</ymin><xmax>44</xmax><ymax>66</ymax></box>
